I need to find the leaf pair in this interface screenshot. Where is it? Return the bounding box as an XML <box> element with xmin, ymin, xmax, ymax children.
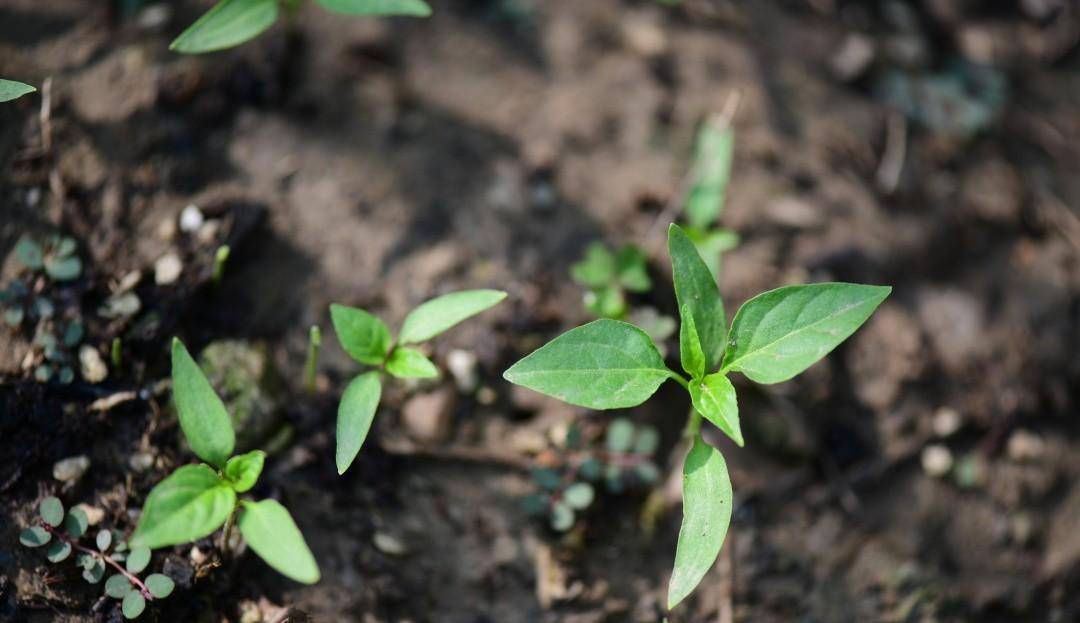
<box><xmin>131</xmin><ymin>339</ymin><xmax>319</xmax><ymax>585</ymax></box>
<box><xmin>504</xmin><ymin>223</ymin><xmax>890</xmax><ymax>608</ymax></box>
<box><xmin>331</xmin><ymin>290</ymin><xmax>506</xmax><ymax>473</ymax></box>
<box><xmin>171</xmin><ymin>0</ymin><xmax>432</xmax><ymax>54</ymax></box>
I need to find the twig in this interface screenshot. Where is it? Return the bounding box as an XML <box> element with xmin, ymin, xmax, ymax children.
<box><xmin>87</xmin><ymin>391</ymin><xmax>138</xmax><ymax>413</ymax></box>
<box><xmin>39</xmin><ymin>522</ymin><xmax>154</xmax><ymax>600</ymax></box>
<box><xmin>875</xmin><ymin>112</ymin><xmax>906</xmax><ymax>195</ymax></box>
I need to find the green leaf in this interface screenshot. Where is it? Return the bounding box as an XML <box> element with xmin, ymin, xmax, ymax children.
<box><xmin>19</xmin><ymin>524</ymin><xmax>50</xmax><ymax>544</ymax></box>
<box><xmin>131</xmin><ymin>464</ymin><xmax>236</xmax><ymax>550</ymax></box>
<box><xmin>105</xmin><ymin>574</ymin><xmax>133</xmax><ymax>598</ymax></box>
<box><xmin>634</xmin><ymin>426</ymin><xmax>660</xmax><ymax>455</ymax></box>
<box><xmin>335</xmin><ymin>372</ymin><xmax>381</xmax><ymax>474</ymax></box>
<box><xmin>687</xmin><ymin>227</ymin><xmax>739</xmax><ymax>282</ymax></box>
<box><xmin>171</xmin><ymin>338</ymin><xmax>235</xmax><ymax>468</ymax></box>
<box><xmin>584</xmin><ymin>285</ymin><xmax>626</xmax><ymax>319</ymax></box>
<box><xmin>669</xmin><ymin>224</ymin><xmax>725</xmax><ymax>370</ymax></box>
<box><xmin>44</xmin><ymin>255</ymin><xmax>81</xmax><ymax>281</ymax></box>
<box><xmin>385</xmin><ymin>347</ymin><xmax>439</xmax><ymax>379</ymax></box>
<box><xmin>329</xmin><ymin>304</ymin><xmax>392</xmax><ymax>365</ymax></box>
<box><xmin>685</xmin><ymin>123</ymin><xmax>734</xmax><ymax>229</ymax></box>
<box><xmin>605</xmin><ymin>418</ymin><xmax>635</xmax><ymax>454</ymax></box>
<box><xmin>722</xmin><ymin>283</ymin><xmax>891</xmax><ymax>384</ymax></box>
<box><xmin>562</xmin><ymin>482</ymin><xmax>594</xmax><ymax>510</ymax></box>
<box><xmin>615</xmin><ymin>246</ymin><xmax>651</xmax><ymax>293</ymax></box>
<box><xmin>40</xmin><ymin>496</ymin><xmax>64</xmax><ymax>527</ymax></box>
<box><xmin>64</xmin><ymin>508</ymin><xmax>88</xmax><ymax>538</ymax></box>
<box><xmin>550</xmin><ymin>502</ymin><xmax>574</xmax><ymax>531</ymax></box>
<box><xmin>398</xmin><ymin>290</ymin><xmax>507</xmax><ymax>344</ymax></box>
<box><xmin>83</xmin><ymin>558</ymin><xmax>105</xmax><ymax>584</ymax></box>
<box><xmin>668</xmin><ymin>435</ymin><xmax>733</xmax><ymax>609</ymax></box>
<box><xmin>689</xmin><ymin>373</ymin><xmax>742</xmax><ymax>446</ymax></box>
<box><xmin>237</xmin><ymin>499</ymin><xmax>320</xmax><ymax>584</ymax></box>
<box><xmin>315</xmin><ymin>0</ymin><xmax>432</xmax><ymax>16</ymax></box>
<box><xmin>96</xmin><ymin>529</ymin><xmax>112</xmax><ymax>551</ymax></box>
<box><xmin>126</xmin><ymin>546</ymin><xmax>151</xmax><ymax>574</ymax></box>
<box><xmin>224</xmin><ymin>450</ymin><xmax>265</xmax><ymax>493</ymax></box>
<box><xmin>15</xmin><ymin>237</ymin><xmax>43</xmax><ymax>269</ymax></box>
<box><xmin>571</xmin><ymin>243</ymin><xmax>616</xmax><ymax>289</ymax></box>
<box><xmin>145</xmin><ymin>573</ymin><xmax>175</xmax><ymax>598</ymax></box>
<box><xmin>46</xmin><ymin>540</ymin><xmax>71</xmax><ymax>562</ymax></box>
<box><xmin>170</xmin><ymin>0</ymin><xmax>279</xmax><ymax>54</ymax></box>
<box><xmin>503</xmin><ymin>319</ymin><xmax>674</xmax><ymax>410</ymax></box>
<box><xmin>0</xmin><ymin>79</ymin><xmax>36</xmax><ymax>102</ymax></box>
<box><xmin>122</xmin><ymin>591</ymin><xmax>146</xmax><ymax>619</ymax></box>
<box><xmin>678</xmin><ymin>304</ymin><xmax>706</xmax><ymax>380</ymax></box>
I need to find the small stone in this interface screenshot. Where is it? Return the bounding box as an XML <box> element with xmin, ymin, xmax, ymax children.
<box><xmin>130</xmin><ymin>452</ymin><xmax>154</xmax><ymax>472</ymax></box>
<box><xmin>154</xmin><ymin>253</ymin><xmax>183</xmax><ymax>285</ymax></box>
<box><xmin>921</xmin><ymin>444</ymin><xmax>953</xmax><ymax>478</ymax></box>
<box><xmin>932</xmin><ymin>406</ymin><xmax>962</xmax><ymax>438</ymax></box>
<box><xmin>189</xmin><ymin>546</ymin><xmax>207</xmax><ymax>565</ymax></box>
<box><xmin>74</xmin><ymin>504</ymin><xmax>105</xmax><ymax>526</ymax></box>
<box><xmin>401</xmin><ymin>387</ymin><xmax>456</xmax><ymax>444</ymax></box>
<box><xmin>156</xmin><ymin>217</ymin><xmax>176</xmax><ymax>242</ymax></box>
<box><xmin>79</xmin><ymin>345</ymin><xmax>108</xmax><ymax>383</ymax></box>
<box><xmin>373</xmin><ymin>532</ymin><xmax>407</xmax><ymax>556</ymax></box>
<box><xmin>831</xmin><ymin>33</ymin><xmax>876</xmax><ymax>82</ymax></box>
<box><xmin>179</xmin><ymin>204</ymin><xmax>204</xmax><ymax>233</ymax></box>
<box><xmin>1010</xmin><ymin>513</ymin><xmax>1037</xmax><ymax>546</ymax></box>
<box><xmin>623</xmin><ymin>16</ymin><xmax>667</xmax><ymax>57</ymax></box>
<box><xmin>99</xmin><ymin>292</ymin><xmax>141</xmax><ymax>319</ymax></box>
<box><xmin>137</xmin><ymin>4</ymin><xmax>172</xmax><ymax>31</ymax></box>
<box><xmin>1006</xmin><ymin>430</ymin><xmax>1043</xmax><ymax>463</ymax></box>
<box><xmin>53</xmin><ymin>455</ymin><xmax>91</xmax><ymax>482</ymax></box>
<box><xmin>446</xmin><ymin>349</ymin><xmax>478</xmax><ymax>392</ymax></box>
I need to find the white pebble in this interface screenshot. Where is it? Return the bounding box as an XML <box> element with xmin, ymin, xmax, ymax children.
<box><xmin>1006</xmin><ymin>429</ymin><xmax>1043</xmax><ymax>462</ymax></box>
<box><xmin>53</xmin><ymin>455</ymin><xmax>90</xmax><ymax>482</ymax></box>
<box><xmin>446</xmin><ymin>349</ymin><xmax>478</xmax><ymax>392</ymax></box>
<box><xmin>79</xmin><ymin>345</ymin><xmax>108</xmax><ymax>383</ymax></box>
<box><xmin>154</xmin><ymin>252</ymin><xmax>183</xmax><ymax>285</ymax></box>
<box><xmin>179</xmin><ymin>204</ymin><xmax>204</xmax><ymax>233</ymax></box>
<box><xmin>932</xmin><ymin>407</ymin><xmax>962</xmax><ymax>438</ymax></box>
<box><xmin>373</xmin><ymin>532</ymin><xmax>407</xmax><ymax>556</ymax></box>
<box><xmin>921</xmin><ymin>444</ymin><xmax>953</xmax><ymax>478</ymax></box>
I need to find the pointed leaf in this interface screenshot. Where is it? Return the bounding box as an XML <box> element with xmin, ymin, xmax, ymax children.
<box><xmin>172</xmin><ymin>338</ymin><xmax>235</xmax><ymax>467</ymax></box>
<box><xmin>126</xmin><ymin>546</ymin><xmax>151</xmax><ymax>574</ymax></box>
<box><xmin>40</xmin><ymin>496</ymin><xmax>64</xmax><ymax>527</ymax></box>
<box><xmin>335</xmin><ymin>372</ymin><xmax>381</xmax><ymax>474</ymax></box>
<box><xmin>122</xmin><ymin>591</ymin><xmax>145</xmax><ymax>619</ymax></box>
<box><xmin>722</xmin><ymin>283</ymin><xmax>891</xmax><ymax>383</ymax></box>
<box><xmin>385</xmin><ymin>347</ymin><xmax>439</xmax><ymax>379</ymax></box>
<box><xmin>685</xmin><ymin>124</ymin><xmax>734</xmax><ymax>229</ymax></box>
<box><xmin>145</xmin><ymin>573</ymin><xmax>175</xmax><ymax>598</ymax></box>
<box><xmin>224</xmin><ymin>450</ymin><xmax>265</xmax><ymax>493</ymax></box>
<box><xmin>399</xmin><ymin>290</ymin><xmax>506</xmax><ymax>344</ymax></box>
<box><xmin>238</xmin><ymin>499</ymin><xmax>320</xmax><ymax>584</ymax></box>
<box><xmin>170</xmin><ymin>0</ymin><xmax>279</xmax><ymax>54</ymax></box>
<box><xmin>315</xmin><ymin>0</ymin><xmax>431</xmax><ymax>16</ymax></box>
<box><xmin>668</xmin><ymin>435</ymin><xmax>733</xmax><ymax>609</ymax></box>
<box><xmin>329</xmin><ymin>304</ymin><xmax>392</xmax><ymax>365</ymax></box>
<box><xmin>131</xmin><ymin>464</ymin><xmax>236</xmax><ymax>550</ymax></box>
<box><xmin>689</xmin><ymin>373</ymin><xmax>742</xmax><ymax>446</ymax></box>
<box><xmin>679</xmin><ymin>304</ymin><xmax>705</xmax><ymax>380</ymax></box>
<box><xmin>669</xmin><ymin>224</ymin><xmax>725</xmax><ymax>370</ymax></box>
<box><xmin>503</xmin><ymin>319</ymin><xmax>674</xmax><ymax>410</ymax></box>
<box><xmin>0</xmin><ymin>79</ymin><xmax>36</xmax><ymax>102</ymax></box>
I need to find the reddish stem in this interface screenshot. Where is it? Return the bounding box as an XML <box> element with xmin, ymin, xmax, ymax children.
<box><xmin>40</xmin><ymin>522</ymin><xmax>154</xmax><ymax>600</ymax></box>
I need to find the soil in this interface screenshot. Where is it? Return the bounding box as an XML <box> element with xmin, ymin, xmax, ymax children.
<box><xmin>2</xmin><ymin>1</ymin><xmax>1080</xmax><ymax>622</ymax></box>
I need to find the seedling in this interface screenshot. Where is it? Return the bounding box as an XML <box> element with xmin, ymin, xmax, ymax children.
<box><xmin>680</xmin><ymin>116</ymin><xmax>740</xmax><ymax>280</ymax></box>
<box><xmin>0</xmin><ymin>79</ymin><xmax>35</xmax><ymax>102</ymax></box>
<box><xmin>330</xmin><ymin>289</ymin><xmax>506</xmax><ymax>473</ymax></box>
<box><xmin>170</xmin><ymin>0</ymin><xmax>432</xmax><ymax>54</ymax></box>
<box><xmin>129</xmin><ymin>339</ymin><xmax>320</xmax><ymax>585</ymax></box>
<box><xmin>523</xmin><ymin>418</ymin><xmax>661</xmax><ymax>532</ymax></box>
<box><xmin>505</xmin><ymin>223</ymin><xmax>890</xmax><ymax>608</ymax></box>
<box><xmin>570</xmin><ymin>242</ymin><xmax>651</xmax><ymax>320</ymax></box>
<box><xmin>19</xmin><ymin>497</ymin><xmax>174</xmax><ymax>619</ymax></box>
<box><xmin>212</xmin><ymin>244</ymin><xmax>230</xmax><ymax>286</ymax></box>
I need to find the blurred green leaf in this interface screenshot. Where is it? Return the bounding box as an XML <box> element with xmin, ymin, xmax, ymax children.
<box><xmin>570</xmin><ymin>243</ymin><xmax>617</xmax><ymax>289</ymax></box>
<box><xmin>562</xmin><ymin>482</ymin><xmax>594</xmax><ymax>510</ymax></box>
<box><xmin>685</xmin><ymin>123</ymin><xmax>734</xmax><ymax>229</ymax></box>
<box><xmin>64</xmin><ymin>508</ymin><xmax>88</xmax><ymax>538</ymax></box>
<box><xmin>126</xmin><ymin>546</ymin><xmax>151</xmax><ymax>574</ymax></box>
<box><xmin>170</xmin><ymin>0</ymin><xmax>279</xmax><ymax>54</ymax></box>
<box><xmin>0</xmin><ymin>79</ymin><xmax>36</xmax><ymax>103</ymax></box>
<box><xmin>14</xmin><ymin>237</ymin><xmax>43</xmax><ymax>269</ymax></box>
<box><xmin>550</xmin><ymin>502</ymin><xmax>574</xmax><ymax>531</ymax></box>
<box><xmin>105</xmin><ymin>574</ymin><xmax>133</xmax><ymax>598</ymax></box>
<box><xmin>20</xmin><ymin>526</ymin><xmax>50</xmax><ymax>547</ymax></box>
<box><xmin>385</xmin><ymin>346</ymin><xmax>439</xmax><ymax>379</ymax></box>
<box><xmin>606</xmin><ymin>418</ymin><xmax>635</xmax><ymax>454</ymax></box>
<box><xmin>315</xmin><ymin>0</ymin><xmax>431</xmax><ymax>15</ymax></box>
<box><xmin>40</xmin><ymin>497</ymin><xmax>64</xmax><ymax>527</ymax></box>
<box><xmin>398</xmin><ymin>290</ymin><xmax>506</xmax><ymax>344</ymax></box>
<box><xmin>46</xmin><ymin>540</ymin><xmax>71</xmax><ymax>562</ymax></box>
<box><xmin>145</xmin><ymin>573</ymin><xmax>175</xmax><ymax>598</ymax></box>
<box><xmin>122</xmin><ymin>591</ymin><xmax>145</xmax><ymax>619</ymax></box>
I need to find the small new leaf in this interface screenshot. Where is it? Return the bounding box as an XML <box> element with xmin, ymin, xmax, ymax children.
<box><xmin>722</xmin><ymin>283</ymin><xmax>891</xmax><ymax>383</ymax></box>
<box><xmin>170</xmin><ymin>0</ymin><xmax>279</xmax><ymax>54</ymax></box>
<box><xmin>315</xmin><ymin>0</ymin><xmax>432</xmax><ymax>16</ymax></box>
<box><xmin>685</xmin><ymin>123</ymin><xmax>734</xmax><ymax>229</ymax></box>
<box><xmin>171</xmin><ymin>338</ymin><xmax>235</xmax><ymax>468</ymax></box>
<box><xmin>238</xmin><ymin>499</ymin><xmax>320</xmax><ymax>584</ymax></box>
<box><xmin>689</xmin><ymin>373</ymin><xmax>742</xmax><ymax>446</ymax></box>
<box><xmin>385</xmin><ymin>347</ymin><xmax>439</xmax><ymax>379</ymax></box>
<box><xmin>64</xmin><ymin>508</ymin><xmax>88</xmax><ymax>538</ymax></box>
<box><xmin>678</xmin><ymin>305</ymin><xmax>705</xmax><ymax>380</ymax></box>
<box><xmin>668</xmin><ymin>435</ymin><xmax>733</xmax><ymax>609</ymax></box>
<box><xmin>0</xmin><ymin>79</ymin><xmax>36</xmax><ymax>102</ymax></box>
<box><xmin>126</xmin><ymin>546</ymin><xmax>151</xmax><ymax>574</ymax></box>
<box><xmin>122</xmin><ymin>591</ymin><xmax>146</xmax><ymax>619</ymax></box>
<box><xmin>131</xmin><ymin>464</ymin><xmax>236</xmax><ymax>550</ymax></box>
<box><xmin>669</xmin><ymin>224</ymin><xmax>726</xmax><ymax>370</ymax></box>
<box><xmin>330</xmin><ymin>304</ymin><xmax>392</xmax><ymax>366</ymax></box>
<box><xmin>40</xmin><ymin>496</ymin><xmax>64</xmax><ymax>527</ymax></box>
<box><xmin>105</xmin><ymin>574</ymin><xmax>133</xmax><ymax>599</ymax></box>
<box><xmin>45</xmin><ymin>540</ymin><xmax>71</xmax><ymax>562</ymax></box>
<box><xmin>398</xmin><ymin>290</ymin><xmax>506</xmax><ymax>344</ymax></box>
<box><xmin>224</xmin><ymin>450</ymin><xmax>266</xmax><ymax>493</ymax></box>
<box><xmin>503</xmin><ymin>319</ymin><xmax>673</xmax><ymax>410</ymax></box>
<box><xmin>336</xmin><ymin>372</ymin><xmax>382</xmax><ymax>474</ymax></box>
<box><xmin>145</xmin><ymin>573</ymin><xmax>175</xmax><ymax>598</ymax></box>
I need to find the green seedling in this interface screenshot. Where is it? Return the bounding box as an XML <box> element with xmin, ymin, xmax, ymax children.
<box><xmin>505</xmin><ymin>223</ymin><xmax>890</xmax><ymax>609</ymax></box>
<box><xmin>170</xmin><ymin>0</ymin><xmax>432</xmax><ymax>54</ymax></box>
<box><xmin>19</xmin><ymin>497</ymin><xmax>174</xmax><ymax>619</ymax></box>
<box><xmin>330</xmin><ymin>289</ymin><xmax>506</xmax><ymax>473</ymax></box>
<box><xmin>303</xmin><ymin>324</ymin><xmax>322</xmax><ymax>394</ymax></box>
<box><xmin>0</xmin><ymin>79</ymin><xmax>35</xmax><ymax>102</ymax></box>
<box><xmin>681</xmin><ymin>117</ymin><xmax>740</xmax><ymax>280</ymax></box>
<box><xmin>570</xmin><ymin>242</ymin><xmax>651</xmax><ymax>320</ymax></box>
<box><xmin>212</xmin><ymin>244</ymin><xmax>230</xmax><ymax>286</ymax></box>
<box><xmin>130</xmin><ymin>339</ymin><xmax>320</xmax><ymax>585</ymax></box>
<box><xmin>523</xmin><ymin>418</ymin><xmax>661</xmax><ymax>532</ymax></box>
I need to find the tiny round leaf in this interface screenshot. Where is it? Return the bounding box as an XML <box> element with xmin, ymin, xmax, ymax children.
<box><xmin>19</xmin><ymin>526</ymin><xmax>51</xmax><ymax>547</ymax></box>
<box><xmin>45</xmin><ymin>540</ymin><xmax>71</xmax><ymax>563</ymax></box>
<box><xmin>96</xmin><ymin>529</ymin><xmax>113</xmax><ymax>552</ymax></box>
<box><xmin>40</xmin><ymin>497</ymin><xmax>64</xmax><ymax>527</ymax></box>
<box><xmin>105</xmin><ymin>574</ymin><xmax>133</xmax><ymax>599</ymax></box>
<box><xmin>126</xmin><ymin>546</ymin><xmax>151</xmax><ymax>574</ymax></box>
<box><xmin>122</xmin><ymin>591</ymin><xmax>146</xmax><ymax>619</ymax></box>
<box><xmin>64</xmin><ymin>508</ymin><xmax>89</xmax><ymax>538</ymax></box>
<box><xmin>145</xmin><ymin>573</ymin><xmax>175</xmax><ymax>598</ymax></box>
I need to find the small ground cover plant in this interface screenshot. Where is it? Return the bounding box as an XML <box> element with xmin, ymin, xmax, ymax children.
<box><xmin>570</xmin><ymin>242</ymin><xmax>651</xmax><ymax>320</ymax></box>
<box><xmin>330</xmin><ymin>289</ymin><xmax>506</xmax><ymax>473</ymax></box>
<box><xmin>19</xmin><ymin>497</ymin><xmax>175</xmax><ymax>619</ymax></box>
<box><xmin>129</xmin><ymin>338</ymin><xmax>320</xmax><ymax>585</ymax></box>
<box><xmin>505</xmin><ymin>223</ymin><xmax>890</xmax><ymax>608</ymax></box>
<box><xmin>0</xmin><ymin>79</ymin><xmax>35</xmax><ymax>102</ymax></box>
<box><xmin>680</xmin><ymin>116</ymin><xmax>740</xmax><ymax>280</ymax></box>
<box><xmin>171</xmin><ymin>0</ymin><xmax>432</xmax><ymax>54</ymax></box>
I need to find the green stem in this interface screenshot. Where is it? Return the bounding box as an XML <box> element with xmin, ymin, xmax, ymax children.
<box><xmin>303</xmin><ymin>325</ymin><xmax>321</xmax><ymax>394</ymax></box>
<box><xmin>669</xmin><ymin>371</ymin><xmax>690</xmax><ymax>391</ymax></box>
<box><xmin>219</xmin><ymin>506</ymin><xmax>238</xmax><ymax>558</ymax></box>
<box><xmin>682</xmin><ymin>407</ymin><xmax>702</xmax><ymax>440</ymax></box>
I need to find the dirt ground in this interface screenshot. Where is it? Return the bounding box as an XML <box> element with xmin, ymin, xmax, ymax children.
<box><xmin>2</xmin><ymin>1</ymin><xmax>1080</xmax><ymax>621</ymax></box>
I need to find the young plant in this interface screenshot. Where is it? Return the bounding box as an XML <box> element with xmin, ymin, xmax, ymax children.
<box><xmin>170</xmin><ymin>0</ymin><xmax>431</xmax><ymax>54</ymax></box>
<box><xmin>570</xmin><ymin>242</ymin><xmax>651</xmax><ymax>320</ymax></box>
<box><xmin>129</xmin><ymin>339</ymin><xmax>320</xmax><ymax>585</ymax></box>
<box><xmin>0</xmin><ymin>79</ymin><xmax>35</xmax><ymax>102</ymax></box>
<box><xmin>330</xmin><ymin>289</ymin><xmax>506</xmax><ymax>473</ymax></box>
<box><xmin>505</xmin><ymin>223</ymin><xmax>890</xmax><ymax>609</ymax></box>
<box><xmin>19</xmin><ymin>497</ymin><xmax>175</xmax><ymax>619</ymax></box>
<box><xmin>681</xmin><ymin>117</ymin><xmax>740</xmax><ymax>280</ymax></box>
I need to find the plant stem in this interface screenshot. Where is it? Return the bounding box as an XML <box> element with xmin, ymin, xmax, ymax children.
<box><xmin>220</xmin><ymin>507</ymin><xmax>237</xmax><ymax>558</ymax></box>
<box><xmin>682</xmin><ymin>406</ymin><xmax>702</xmax><ymax>440</ymax></box>
<box><xmin>669</xmin><ymin>371</ymin><xmax>690</xmax><ymax>391</ymax></box>
<box><xmin>40</xmin><ymin>523</ymin><xmax>154</xmax><ymax>600</ymax></box>
<box><xmin>303</xmin><ymin>325</ymin><xmax>321</xmax><ymax>394</ymax></box>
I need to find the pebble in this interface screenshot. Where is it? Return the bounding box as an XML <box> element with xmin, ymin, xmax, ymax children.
<box><xmin>75</xmin><ymin>504</ymin><xmax>105</xmax><ymax>526</ymax></box>
<box><xmin>446</xmin><ymin>349</ymin><xmax>478</xmax><ymax>392</ymax></box>
<box><xmin>373</xmin><ymin>532</ymin><xmax>408</xmax><ymax>556</ymax></box>
<box><xmin>401</xmin><ymin>388</ymin><xmax>456</xmax><ymax>444</ymax></box>
<box><xmin>53</xmin><ymin>455</ymin><xmax>90</xmax><ymax>482</ymax></box>
<box><xmin>1006</xmin><ymin>429</ymin><xmax>1044</xmax><ymax>462</ymax></box>
<box><xmin>137</xmin><ymin>4</ymin><xmax>172</xmax><ymax>31</ymax></box>
<box><xmin>179</xmin><ymin>204</ymin><xmax>204</xmax><ymax>233</ymax></box>
<box><xmin>79</xmin><ymin>345</ymin><xmax>108</xmax><ymax>383</ymax></box>
<box><xmin>476</xmin><ymin>386</ymin><xmax>497</xmax><ymax>405</ymax></box>
<box><xmin>154</xmin><ymin>252</ymin><xmax>183</xmax><ymax>285</ymax></box>
<box><xmin>921</xmin><ymin>444</ymin><xmax>953</xmax><ymax>478</ymax></box>
<box><xmin>831</xmin><ymin>33</ymin><xmax>876</xmax><ymax>82</ymax></box>
<box><xmin>130</xmin><ymin>452</ymin><xmax>154</xmax><ymax>472</ymax></box>
<box><xmin>932</xmin><ymin>406</ymin><xmax>962</xmax><ymax>438</ymax></box>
